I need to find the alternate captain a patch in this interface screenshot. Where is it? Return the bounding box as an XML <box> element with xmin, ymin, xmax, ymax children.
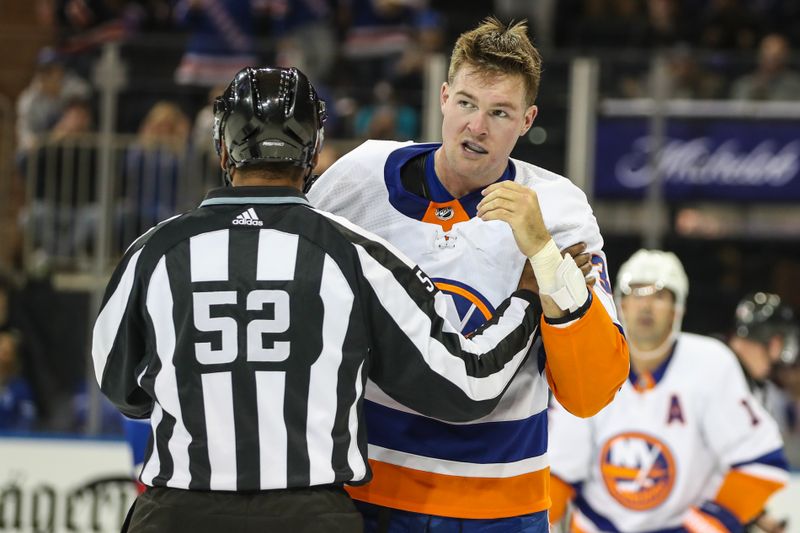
<box><xmin>666</xmin><ymin>394</ymin><xmax>685</xmax><ymax>425</ymax></box>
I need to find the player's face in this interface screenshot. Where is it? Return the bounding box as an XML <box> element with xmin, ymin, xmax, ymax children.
<box><xmin>620</xmin><ymin>286</ymin><xmax>676</xmax><ymax>350</ymax></box>
<box><xmin>729</xmin><ymin>336</ymin><xmax>773</xmax><ymax>380</ymax></box>
<box><xmin>437</xmin><ymin>65</ymin><xmax>537</xmax><ymax>191</ymax></box>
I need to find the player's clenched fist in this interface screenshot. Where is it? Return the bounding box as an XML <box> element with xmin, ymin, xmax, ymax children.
<box><xmin>476</xmin><ymin>181</ymin><xmax>552</xmax><ymax>257</ymax></box>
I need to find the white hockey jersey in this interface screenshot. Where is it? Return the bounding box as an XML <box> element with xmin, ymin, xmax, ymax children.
<box><xmin>307</xmin><ymin>140</ymin><xmax>628</xmax><ymax>518</ymax></box>
<box><xmin>549</xmin><ymin>332</ymin><xmax>788</xmax><ymax>532</ymax></box>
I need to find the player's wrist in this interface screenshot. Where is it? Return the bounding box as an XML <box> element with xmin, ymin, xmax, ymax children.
<box><xmin>528</xmin><ymin>239</ymin><xmax>560</xmax><ymax>293</ymax></box>
<box><xmin>529</xmin><ymin>239</ymin><xmax>589</xmax><ymax>312</ymax></box>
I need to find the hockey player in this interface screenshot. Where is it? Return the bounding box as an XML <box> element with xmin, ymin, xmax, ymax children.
<box><xmin>729</xmin><ymin>293</ymin><xmax>798</xmax><ymax>533</ymax></box>
<box><xmin>730</xmin><ymin>292</ymin><xmax>799</xmax><ymax>410</ymax></box>
<box><xmin>549</xmin><ymin>249</ymin><xmax>789</xmax><ymax>533</ymax></box>
<box><xmin>307</xmin><ymin>17</ymin><xmax>629</xmax><ymax>532</ymax></box>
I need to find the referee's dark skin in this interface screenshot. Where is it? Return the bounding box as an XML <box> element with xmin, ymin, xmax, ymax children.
<box><xmin>93</xmin><ymin>67</ymin><xmax>545</xmax><ymax>533</ymax></box>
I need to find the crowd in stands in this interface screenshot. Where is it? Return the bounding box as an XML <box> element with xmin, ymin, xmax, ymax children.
<box><xmin>2</xmin><ymin>1</ymin><xmax>800</xmax><ymax>468</ymax></box>
<box><xmin>12</xmin><ymin>1</ymin><xmax>800</xmax><ymax>157</ymax></box>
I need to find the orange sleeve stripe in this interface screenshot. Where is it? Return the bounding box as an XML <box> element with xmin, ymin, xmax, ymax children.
<box><xmin>684</xmin><ymin>507</ymin><xmax>730</xmax><ymax>533</ymax></box>
<box><xmin>549</xmin><ymin>474</ymin><xmax>576</xmax><ymax>524</ymax></box>
<box><xmin>571</xmin><ymin>515</ymin><xmax>590</xmax><ymax>533</ymax></box>
<box><xmin>543</xmin><ymin>289</ymin><xmax>629</xmax><ymax>418</ymax></box>
<box><xmin>714</xmin><ymin>470</ymin><xmax>787</xmax><ymax>524</ymax></box>
<box><xmin>346</xmin><ymin>460</ymin><xmax>551</xmax><ymax>519</ymax></box>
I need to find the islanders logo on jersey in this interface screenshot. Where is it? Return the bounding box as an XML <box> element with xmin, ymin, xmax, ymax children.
<box><xmin>432</xmin><ymin>278</ymin><xmax>495</xmax><ymax>334</ymax></box>
<box><xmin>600</xmin><ymin>432</ymin><xmax>676</xmax><ymax>510</ymax></box>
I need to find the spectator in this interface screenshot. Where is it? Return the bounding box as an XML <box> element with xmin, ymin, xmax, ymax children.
<box><xmin>189</xmin><ymin>85</ymin><xmax>228</xmax><ymax>194</ymax></box>
<box><xmin>269</xmin><ymin>0</ymin><xmax>338</xmax><ymax>85</ymax></box>
<box><xmin>620</xmin><ymin>44</ymin><xmax>725</xmax><ymax>99</ymax></box>
<box><xmin>640</xmin><ymin>0</ymin><xmax>692</xmax><ymax>48</ymax></box>
<box><xmin>0</xmin><ymin>331</ymin><xmax>37</xmax><ymax>431</ymax></box>
<box><xmin>340</xmin><ymin>0</ymin><xmax>428</xmax><ymax>86</ymax></box>
<box><xmin>15</xmin><ymin>47</ymin><xmax>91</xmax><ymax>154</ymax></box>
<box><xmin>18</xmin><ymin>99</ymin><xmax>98</xmax><ymax>262</ymax></box>
<box><xmin>354</xmin><ymin>80</ymin><xmax>418</xmax><ymax>140</ymax></box>
<box><xmin>698</xmin><ymin>0</ymin><xmax>761</xmax><ymax>50</ymax></box>
<box><xmin>0</xmin><ymin>274</ymin><xmax>50</xmax><ymax>427</ymax></box>
<box><xmin>120</xmin><ymin>101</ymin><xmax>190</xmax><ymax>246</ymax></box>
<box><xmin>173</xmin><ymin>0</ymin><xmax>266</xmax><ymax>87</ymax></box>
<box><xmin>38</xmin><ymin>0</ymin><xmax>134</xmax><ymax>52</ymax></box>
<box><xmin>569</xmin><ymin>0</ymin><xmax>648</xmax><ymax>50</ymax></box>
<box><xmin>730</xmin><ymin>33</ymin><xmax>800</xmax><ymax>101</ymax></box>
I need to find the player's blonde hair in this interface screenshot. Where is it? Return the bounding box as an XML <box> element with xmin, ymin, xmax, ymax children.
<box><xmin>448</xmin><ymin>17</ymin><xmax>542</xmax><ymax>107</ymax></box>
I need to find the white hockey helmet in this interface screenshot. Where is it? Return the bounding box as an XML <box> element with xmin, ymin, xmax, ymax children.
<box><xmin>615</xmin><ymin>249</ymin><xmax>689</xmax><ymax>309</ymax></box>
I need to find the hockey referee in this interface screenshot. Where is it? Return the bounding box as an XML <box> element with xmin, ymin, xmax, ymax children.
<box><xmin>92</xmin><ymin>67</ymin><xmax>543</xmax><ymax>532</ymax></box>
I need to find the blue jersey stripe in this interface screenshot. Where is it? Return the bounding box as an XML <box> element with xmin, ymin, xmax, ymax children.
<box><xmin>699</xmin><ymin>501</ymin><xmax>743</xmax><ymax>533</ymax></box>
<box><xmin>732</xmin><ymin>448</ymin><xmax>789</xmax><ymax>470</ymax></box>
<box><xmin>364</xmin><ymin>400</ymin><xmax>547</xmax><ymax>464</ymax></box>
<box><xmin>575</xmin><ymin>496</ymin><xmax>686</xmax><ymax>533</ymax></box>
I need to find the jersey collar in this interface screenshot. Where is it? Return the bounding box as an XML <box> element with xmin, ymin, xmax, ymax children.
<box><xmin>200</xmin><ymin>186</ymin><xmax>310</xmax><ymax>207</ymax></box>
<box><xmin>384</xmin><ymin>143</ymin><xmax>516</xmax><ymax>220</ymax></box>
<box><xmin>628</xmin><ymin>341</ymin><xmax>678</xmax><ymax>392</ymax></box>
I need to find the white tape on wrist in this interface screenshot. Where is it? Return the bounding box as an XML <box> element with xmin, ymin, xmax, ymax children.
<box><xmin>529</xmin><ymin>239</ymin><xmax>589</xmax><ymax>312</ymax></box>
<box><xmin>529</xmin><ymin>239</ymin><xmax>561</xmax><ymax>294</ymax></box>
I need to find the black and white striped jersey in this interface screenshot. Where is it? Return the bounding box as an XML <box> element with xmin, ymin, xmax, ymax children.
<box><xmin>92</xmin><ymin>185</ymin><xmax>540</xmax><ymax>492</ymax></box>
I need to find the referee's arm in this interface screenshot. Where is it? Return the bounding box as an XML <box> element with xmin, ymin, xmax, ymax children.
<box><xmin>353</xmin><ymin>240</ymin><xmax>540</xmax><ymax>423</ymax></box>
<box><xmin>91</xmin><ymin>246</ymin><xmax>152</xmax><ymax>419</ymax></box>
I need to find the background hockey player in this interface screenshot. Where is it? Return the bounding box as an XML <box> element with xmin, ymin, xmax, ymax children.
<box><xmin>549</xmin><ymin>249</ymin><xmax>789</xmax><ymax>533</ymax></box>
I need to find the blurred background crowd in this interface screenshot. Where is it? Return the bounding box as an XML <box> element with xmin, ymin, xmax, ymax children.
<box><xmin>1</xmin><ymin>0</ymin><xmax>800</xmax><ymax>469</ymax></box>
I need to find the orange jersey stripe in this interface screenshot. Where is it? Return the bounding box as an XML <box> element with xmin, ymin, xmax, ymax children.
<box><xmin>714</xmin><ymin>470</ymin><xmax>787</xmax><ymax>524</ymax></box>
<box><xmin>543</xmin><ymin>290</ymin><xmax>629</xmax><ymax>418</ymax></box>
<box><xmin>435</xmin><ymin>282</ymin><xmax>493</xmax><ymax>319</ymax></box>
<box><xmin>347</xmin><ymin>460</ymin><xmax>551</xmax><ymax>519</ymax></box>
<box><xmin>549</xmin><ymin>474</ymin><xmax>576</xmax><ymax>524</ymax></box>
<box><xmin>600</xmin><ymin>463</ymin><xmax>668</xmax><ymax>480</ymax></box>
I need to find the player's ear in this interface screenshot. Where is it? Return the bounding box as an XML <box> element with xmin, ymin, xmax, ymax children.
<box><xmin>767</xmin><ymin>336</ymin><xmax>783</xmax><ymax>362</ymax></box>
<box><xmin>440</xmin><ymin>82</ymin><xmax>450</xmax><ymax>110</ymax></box>
<box><xmin>521</xmin><ymin>105</ymin><xmax>538</xmax><ymax>136</ymax></box>
<box><xmin>219</xmin><ymin>144</ymin><xmax>229</xmax><ymax>171</ymax></box>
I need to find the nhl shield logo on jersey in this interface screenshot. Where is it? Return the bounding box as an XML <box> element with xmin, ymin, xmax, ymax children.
<box><xmin>600</xmin><ymin>432</ymin><xmax>676</xmax><ymax>510</ymax></box>
<box><xmin>435</xmin><ymin>207</ymin><xmax>454</xmax><ymax>221</ymax></box>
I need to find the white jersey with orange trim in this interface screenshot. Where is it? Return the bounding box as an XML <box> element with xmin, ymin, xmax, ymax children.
<box><xmin>307</xmin><ymin>139</ymin><xmax>626</xmax><ymax>518</ymax></box>
<box><xmin>549</xmin><ymin>332</ymin><xmax>788</xmax><ymax>532</ymax></box>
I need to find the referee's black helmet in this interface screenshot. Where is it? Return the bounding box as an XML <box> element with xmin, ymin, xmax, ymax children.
<box><xmin>213</xmin><ymin>67</ymin><xmax>327</xmax><ymax>184</ymax></box>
